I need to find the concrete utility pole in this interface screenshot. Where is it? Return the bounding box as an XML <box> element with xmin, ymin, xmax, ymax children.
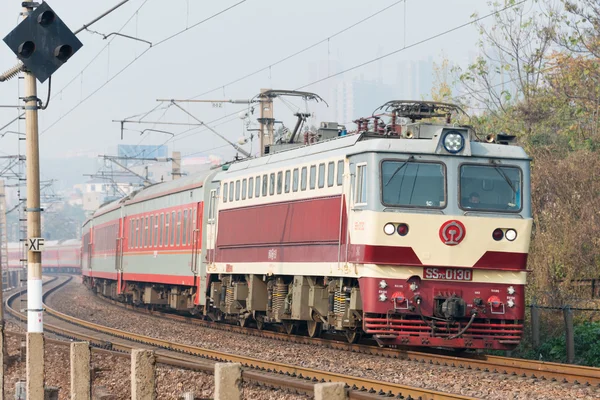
<box><xmin>258</xmin><ymin>88</ymin><xmax>274</xmax><ymax>157</ymax></box>
<box><xmin>21</xmin><ymin>2</ymin><xmax>45</xmax><ymax>398</ymax></box>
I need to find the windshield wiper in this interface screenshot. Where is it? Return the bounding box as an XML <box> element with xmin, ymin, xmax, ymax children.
<box><xmin>492</xmin><ymin>165</ymin><xmax>517</xmax><ymax>194</ymax></box>
<box><xmin>385</xmin><ymin>156</ymin><xmax>414</xmax><ymax>186</ymax></box>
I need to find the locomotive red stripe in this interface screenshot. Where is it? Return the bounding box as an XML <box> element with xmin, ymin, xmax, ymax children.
<box><xmin>472</xmin><ymin>251</ymin><xmax>528</xmax><ymax>270</ymax></box>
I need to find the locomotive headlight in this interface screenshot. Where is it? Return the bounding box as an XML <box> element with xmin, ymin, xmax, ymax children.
<box><xmin>378</xmin><ymin>293</ymin><xmax>388</xmax><ymax>302</ymax></box>
<box><xmin>379</xmin><ymin>280</ymin><xmax>388</xmax><ymax>289</ymax></box>
<box><xmin>505</xmin><ymin>229</ymin><xmax>517</xmax><ymax>241</ymax></box>
<box><xmin>383</xmin><ymin>223</ymin><xmax>395</xmax><ymax>235</ymax></box>
<box><xmin>442</xmin><ymin>131</ymin><xmax>464</xmax><ymax>154</ymax></box>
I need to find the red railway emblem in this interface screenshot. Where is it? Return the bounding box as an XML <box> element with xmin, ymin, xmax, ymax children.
<box><xmin>439</xmin><ymin>220</ymin><xmax>466</xmax><ymax>246</ymax></box>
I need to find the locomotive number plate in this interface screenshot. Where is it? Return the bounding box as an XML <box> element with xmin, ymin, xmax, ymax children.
<box><xmin>423</xmin><ymin>267</ymin><xmax>473</xmax><ymax>281</ymax></box>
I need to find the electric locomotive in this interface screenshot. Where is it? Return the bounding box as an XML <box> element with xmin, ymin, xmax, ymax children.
<box><xmin>82</xmin><ymin>100</ymin><xmax>531</xmax><ymax>350</ymax></box>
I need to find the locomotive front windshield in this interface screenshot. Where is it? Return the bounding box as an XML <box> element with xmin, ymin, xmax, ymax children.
<box><xmin>381</xmin><ymin>160</ymin><xmax>445</xmax><ymax>207</ymax></box>
<box><xmin>460</xmin><ymin>165</ymin><xmax>522</xmax><ymax>212</ymax></box>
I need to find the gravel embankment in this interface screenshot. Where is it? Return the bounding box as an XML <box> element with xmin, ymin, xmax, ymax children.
<box><xmin>3</xmin><ymin>321</ymin><xmax>306</xmax><ymax>400</ymax></box>
<box><xmin>46</xmin><ymin>280</ymin><xmax>600</xmax><ymax>400</ymax></box>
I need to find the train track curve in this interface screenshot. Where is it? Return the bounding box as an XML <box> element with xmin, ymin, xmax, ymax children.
<box><xmin>6</xmin><ymin>275</ymin><xmax>475</xmax><ymax>400</ymax></box>
<box><xmin>87</xmin><ymin>283</ymin><xmax>600</xmax><ymax>388</ymax></box>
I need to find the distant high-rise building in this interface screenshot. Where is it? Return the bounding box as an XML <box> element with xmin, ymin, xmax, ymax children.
<box><xmin>335</xmin><ymin>78</ymin><xmax>398</xmax><ymax>127</ymax></box>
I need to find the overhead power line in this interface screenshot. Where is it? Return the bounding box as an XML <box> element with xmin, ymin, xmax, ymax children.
<box><xmin>295</xmin><ymin>0</ymin><xmax>529</xmax><ymax>91</ymax></box>
<box><xmin>188</xmin><ymin>0</ymin><xmax>406</xmax><ymax>100</ymax></box>
<box><xmin>39</xmin><ymin>0</ymin><xmax>249</xmax><ymax>136</ymax></box>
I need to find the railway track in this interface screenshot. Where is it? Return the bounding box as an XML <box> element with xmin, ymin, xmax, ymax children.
<box><xmin>7</xmin><ymin>275</ymin><xmax>475</xmax><ymax>400</ymax></box>
<box><xmin>88</xmin><ymin>283</ymin><xmax>600</xmax><ymax>388</ymax></box>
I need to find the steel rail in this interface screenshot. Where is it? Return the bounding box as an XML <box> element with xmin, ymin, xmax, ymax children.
<box><xmin>93</xmin><ymin>287</ymin><xmax>600</xmax><ymax>387</ymax></box>
<box><xmin>6</xmin><ymin>276</ymin><xmax>473</xmax><ymax>400</ymax></box>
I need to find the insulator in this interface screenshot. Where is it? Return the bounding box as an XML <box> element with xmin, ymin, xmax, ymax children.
<box><xmin>0</xmin><ymin>63</ymin><xmax>22</xmax><ymax>83</ymax></box>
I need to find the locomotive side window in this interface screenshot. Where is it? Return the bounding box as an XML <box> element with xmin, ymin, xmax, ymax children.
<box><xmin>277</xmin><ymin>171</ymin><xmax>283</xmax><ymax>194</ymax></box>
<box><xmin>223</xmin><ymin>183</ymin><xmax>228</xmax><ymax>203</ymax></box>
<box><xmin>460</xmin><ymin>165</ymin><xmax>522</xmax><ymax>212</ymax></box>
<box><xmin>310</xmin><ymin>165</ymin><xmax>316</xmax><ymax>189</ymax></box>
<box><xmin>137</xmin><ymin>218</ymin><xmax>141</xmax><ymax>248</ymax></box>
<box><xmin>235</xmin><ymin>180</ymin><xmax>241</xmax><ymax>201</ymax></box>
<box><xmin>229</xmin><ymin>182</ymin><xmax>234</xmax><ymax>202</ymax></box>
<box><xmin>262</xmin><ymin>174</ymin><xmax>268</xmax><ymax>196</ymax></box>
<box><xmin>292</xmin><ymin>169</ymin><xmax>299</xmax><ymax>192</ymax></box>
<box><xmin>242</xmin><ymin>179</ymin><xmax>247</xmax><ymax>200</ymax></box>
<box><xmin>327</xmin><ymin>162</ymin><xmax>335</xmax><ymax>187</ymax></box>
<box><xmin>301</xmin><ymin>167</ymin><xmax>307</xmax><ymax>191</ymax></box>
<box><xmin>381</xmin><ymin>161</ymin><xmax>445</xmax><ymax>208</ymax></box>
<box><xmin>285</xmin><ymin>170</ymin><xmax>291</xmax><ymax>193</ymax></box>
<box><xmin>247</xmin><ymin>178</ymin><xmax>253</xmax><ymax>199</ymax></box>
<box><xmin>255</xmin><ymin>176</ymin><xmax>260</xmax><ymax>198</ymax></box>
<box><xmin>269</xmin><ymin>173</ymin><xmax>275</xmax><ymax>195</ymax></box>
<box><xmin>355</xmin><ymin>164</ymin><xmax>367</xmax><ymax>205</ymax></box>
<box><xmin>337</xmin><ymin>160</ymin><xmax>344</xmax><ymax>186</ymax></box>
<box><xmin>318</xmin><ymin>163</ymin><xmax>325</xmax><ymax>188</ymax></box>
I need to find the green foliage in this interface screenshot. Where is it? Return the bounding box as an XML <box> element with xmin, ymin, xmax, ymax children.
<box><xmin>518</xmin><ymin>322</ymin><xmax>600</xmax><ymax>367</ymax></box>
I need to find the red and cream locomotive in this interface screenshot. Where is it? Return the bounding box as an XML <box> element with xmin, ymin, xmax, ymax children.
<box><xmin>82</xmin><ymin>99</ymin><xmax>531</xmax><ymax>350</ymax></box>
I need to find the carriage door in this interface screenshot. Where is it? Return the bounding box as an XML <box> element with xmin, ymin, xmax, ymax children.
<box><xmin>206</xmin><ymin>189</ymin><xmax>218</xmax><ymax>265</ymax></box>
<box><xmin>115</xmin><ymin>218</ymin><xmax>125</xmax><ymax>294</ymax></box>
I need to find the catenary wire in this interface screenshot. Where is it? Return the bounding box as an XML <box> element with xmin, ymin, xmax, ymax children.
<box><xmin>39</xmin><ymin>0</ymin><xmax>249</xmax><ymax>136</ymax></box>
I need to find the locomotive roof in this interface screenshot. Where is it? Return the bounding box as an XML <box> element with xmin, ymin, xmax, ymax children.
<box><xmin>220</xmin><ymin>132</ymin><xmax>529</xmax><ymax>176</ymax></box>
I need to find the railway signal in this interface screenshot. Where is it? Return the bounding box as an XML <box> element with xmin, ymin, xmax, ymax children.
<box><xmin>2</xmin><ymin>2</ymin><xmax>83</xmax><ymax>83</ymax></box>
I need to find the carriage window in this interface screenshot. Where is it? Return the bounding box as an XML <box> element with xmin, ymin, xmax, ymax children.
<box><xmin>170</xmin><ymin>211</ymin><xmax>176</xmax><ymax>246</ymax></box>
<box><xmin>129</xmin><ymin>220</ymin><xmax>134</xmax><ymax>248</ymax></box>
<box><xmin>460</xmin><ymin>165</ymin><xmax>522</xmax><ymax>212</ymax></box>
<box><xmin>270</xmin><ymin>173</ymin><xmax>275</xmax><ymax>195</ymax></box>
<box><xmin>183</xmin><ymin>210</ymin><xmax>188</xmax><ymax>245</ymax></box>
<box><xmin>208</xmin><ymin>192</ymin><xmax>215</xmax><ymax>221</ymax></box>
<box><xmin>223</xmin><ymin>183</ymin><xmax>228</xmax><ymax>203</ymax></box>
<box><xmin>229</xmin><ymin>182</ymin><xmax>234</xmax><ymax>202</ymax></box>
<box><xmin>292</xmin><ymin>169</ymin><xmax>299</xmax><ymax>192</ymax></box>
<box><xmin>381</xmin><ymin>161</ymin><xmax>445</xmax><ymax>208</ymax></box>
<box><xmin>150</xmin><ymin>215</ymin><xmax>158</xmax><ymax>246</ymax></box>
<box><xmin>310</xmin><ymin>165</ymin><xmax>316</xmax><ymax>189</ymax></box>
<box><xmin>301</xmin><ymin>167</ymin><xmax>307</xmax><ymax>191</ymax></box>
<box><xmin>255</xmin><ymin>176</ymin><xmax>261</xmax><ymax>198</ymax></box>
<box><xmin>248</xmin><ymin>177</ymin><xmax>253</xmax><ymax>199</ymax></box>
<box><xmin>153</xmin><ymin>215</ymin><xmax>158</xmax><ymax>247</ymax></box>
<box><xmin>235</xmin><ymin>180</ymin><xmax>241</xmax><ymax>201</ymax></box>
<box><xmin>190</xmin><ymin>208</ymin><xmax>195</xmax><ymax>244</ymax></box>
<box><xmin>176</xmin><ymin>211</ymin><xmax>181</xmax><ymax>246</ymax></box>
<box><xmin>327</xmin><ymin>162</ymin><xmax>335</xmax><ymax>187</ymax></box>
<box><xmin>144</xmin><ymin>217</ymin><xmax>150</xmax><ymax>247</ymax></box>
<box><xmin>284</xmin><ymin>170</ymin><xmax>291</xmax><ymax>193</ymax></box>
<box><xmin>277</xmin><ymin>171</ymin><xmax>283</xmax><ymax>194</ymax></box>
<box><xmin>262</xmin><ymin>174</ymin><xmax>268</xmax><ymax>196</ymax></box>
<box><xmin>241</xmin><ymin>179</ymin><xmax>247</xmax><ymax>200</ymax></box>
<box><xmin>337</xmin><ymin>160</ymin><xmax>344</xmax><ymax>185</ymax></box>
<box><xmin>165</xmin><ymin>213</ymin><xmax>170</xmax><ymax>246</ymax></box>
<box><xmin>159</xmin><ymin>214</ymin><xmax>164</xmax><ymax>246</ymax></box>
<box><xmin>355</xmin><ymin>164</ymin><xmax>367</xmax><ymax>205</ymax></box>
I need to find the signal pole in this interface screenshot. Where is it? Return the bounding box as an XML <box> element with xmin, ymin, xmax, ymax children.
<box><xmin>22</xmin><ymin>2</ymin><xmax>45</xmax><ymax>399</ymax></box>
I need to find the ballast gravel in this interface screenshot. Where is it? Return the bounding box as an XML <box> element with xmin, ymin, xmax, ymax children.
<box><xmin>45</xmin><ymin>280</ymin><xmax>600</xmax><ymax>400</ymax></box>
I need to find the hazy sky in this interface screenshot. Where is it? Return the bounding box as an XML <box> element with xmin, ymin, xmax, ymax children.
<box><xmin>0</xmin><ymin>0</ymin><xmax>494</xmax><ymax>172</ymax></box>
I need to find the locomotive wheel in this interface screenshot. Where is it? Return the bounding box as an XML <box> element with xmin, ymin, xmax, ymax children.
<box><xmin>255</xmin><ymin>317</ymin><xmax>265</xmax><ymax>330</ymax></box>
<box><xmin>283</xmin><ymin>322</ymin><xmax>296</xmax><ymax>335</ymax></box>
<box><xmin>344</xmin><ymin>329</ymin><xmax>360</xmax><ymax>344</ymax></box>
<box><xmin>307</xmin><ymin>321</ymin><xmax>322</xmax><ymax>338</ymax></box>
